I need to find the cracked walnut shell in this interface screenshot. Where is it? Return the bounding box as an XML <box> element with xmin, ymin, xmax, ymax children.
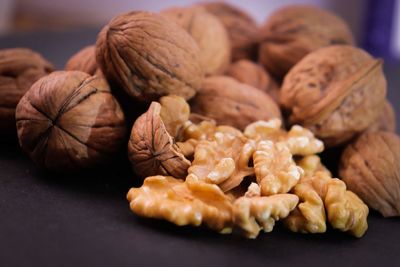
<box><xmin>96</xmin><ymin>11</ymin><xmax>204</xmax><ymax>102</ymax></box>
<box><xmin>127</xmin><ymin>175</ymin><xmax>233</xmax><ymax>232</ymax></box>
<box><xmin>0</xmin><ymin>48</ymin><xmax>53</xmax><ymax>136</ymax></box>
<box><xmin>128</xmin><ymin>96</ymin><xmax>191</xmax><ymax>179</ymax></box>
<box><xmin>65</xmin><ymin>45</ymin><xmax>100</xmax><ymax>76</ymax></box>
<box><xmin>161</xmin><ymin>6</ymin><xmax>231</xmax><ymax>76</ymax></box>
<box><xmin>339</xmin><ymin>132</ymin><xmax>400</xmax><ymax>217</ymax></box>
<box><xmin>258</xmin><ymin>5</ymin><xmax>354</xmax><ymax>80</ymax></box>
<box><xmin>190</xmin><ymin>76</ymin><xmax>281</xmax><ymax>131</ymax></box>
<box><xmin>15</xmin><ymin>71</ymin><xmax>126</xmax><ymax>171</ymax></box>
<box><xmin>281</xmin><ymin>45</ymin><xmax>387</xmax><ymax>147</ymax></box>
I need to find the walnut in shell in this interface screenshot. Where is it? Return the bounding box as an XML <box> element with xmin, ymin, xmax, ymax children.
<box><xmin>190</xmin><ymin>76</ymin><xmax>281</xmax><ymax>130</ymax></box>
<box><xmin>0</xmin><ymin>48</ymin><xmax>53</xmax><ymax>136</ymax></box>
<box><xmin>366</xmin><ymin>100</ymin><xmax>396</xmax><ymax>133</ymax></box>
<box><xmin>280</xmin><ymin>45</ymin><xmax>386</xmax><ymax>147</ymax></box>
<box><xmin>225</xmin><ymin>59</ymin><xmax>280</xmax><ymax>103</ymax></box>
<box><xmin>259</xmin><ymin>5</ymin><xmax>354</xmax><ymax>80</ymax></box>
<box><xmin>128</xmin><ymin>96</ymin><xmax>191</xmax><ymax>179</ymax></box>
<box><xmin>65</xmin><ymin>45</ymin><xmax>100</xmax><ymax>75</ymax></box>
<box><xmin>200</xmin><ymin>2</ymin><xmax>258</xmax><ymax>61</ymax></box>
<box><xmin>161</xmin><ymin>6</ymin><xmax>231</xmax><ymax>76</ymax></box>
<box><xmin>96</xmin><ymin>11</ymin><xmax>204</xmax><ymax>102</ymax></box>
<box><xmin>16</xmin><ymin>71</ymin><xmax>126</xmax><ymax>171</ymax></box>
<box><xmin>339</xmin><ymin>131</ymin><xmax>400</xmax><ymax>217</ymax></box>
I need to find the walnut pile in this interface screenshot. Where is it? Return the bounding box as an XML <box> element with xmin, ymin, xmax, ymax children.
<box><xmin>65</xmin><ymin>45</ymin><xmax>101</xmax><ymax>76</ymax></box>
<box><xmin>0</xmin><ymin>48</ymin><xmax>53</xmax><ymax>136</ymax></box>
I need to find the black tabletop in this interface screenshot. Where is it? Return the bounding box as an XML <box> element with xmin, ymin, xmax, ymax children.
<box><xmin>0</xmin><ymin>28</ymin><xmax>399</xmax><ymax>267</ymax></box>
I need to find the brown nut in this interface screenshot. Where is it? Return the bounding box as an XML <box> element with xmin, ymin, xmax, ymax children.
<box><xmin>190</xmin><ymin>76</ymin><xmax>281</xmax><ymax>131</ymax></box>
<box><xmin>280</xmin><ymin>45</ymin><xmax>386</xmax><ymax>147</ymax></box>
<box><xmin>0</xmin><ymin>48</ymin><xmax>53</xmax><ymax>136</ymax></box>
<box><xmin>339</xmin><ymin>132</ymin><xmax>400</xmax><ymax>217</ymax></box>
<box><xmin>161</xmin><ymin>6</ymin><xmax>231</xmax><ymax>76</ymax></box>
<box><xmin>225</xmin><ymin>59</ymin><xmax>280</xmax><ymax>103</ymax></box>
<box><xmin>258</xmin><ymin>5</ymin><xmax>354</xmax><ymax>80</ymax></box>
<box><xmin>128</xmin><ymin>97</ymin><xmax>191</xmax><ymax>180</ymax></box>
<box><xmin>15</xmin><ymin>71</ymin><xmax>126</xmax><ymax>171</ymax></box>
<box><xmin>65</xmin><ymin>45</ymin><xmax>101</xmax><ymax>76</ymax></box>
<box><xmin>96</xmin><ymin>11</ymin><xmax>204</xmax><ymax>102</ymax></box>
<box><xmin>366</xmin><ymin>100</ymin><xmax>396</xmax><ymax>133</ymax></box>
<box><xmin>200</xmin><ymin>2</ymin><xmax>258</xmax><ymax>61</ymax></box>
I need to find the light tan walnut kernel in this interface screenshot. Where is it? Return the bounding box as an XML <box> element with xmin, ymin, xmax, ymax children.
<box><xmin>127</xmin><ymin>175</ymin><xmax>233</xmax><ymax>231</ymax></box>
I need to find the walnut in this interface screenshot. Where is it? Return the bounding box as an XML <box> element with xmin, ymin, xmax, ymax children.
<box><xmin>254</xmin><ymin>140</ymin><xmax>304</xmax><ymax>196</ymax></box>
<box><xmin>339</xmin><ymin>131</ymin><xmax>400</xmax><ymax>217</ymax></box>
<box><xmin>233</xmin><ymin>191</ymin><xmax>299</xmax><ymax>238</ymax></box>
<box><xmin>128</xmin><ymin>96</ymin><xmax>191</xmax><ymax>179</ymax></box>
<box><xmin>127</xmin><ymin>175</ymin><xmax>233</xmax><ymax>232</ymax></box>
<box><xmin>15</xmin><ymin>71</ymin><xmax>126</xmax><ymax>171</ymax></box>
<box><xmin>190</xmin><ymin>76</ymin><xmax>281</xmax><ymax>130</ymax></box>
<box><xmin>200</xmin><ymin>2</ymin><xmax>258</xmax><ymax>61</ymax></box>
<box><xmin>0</xmin><ymin>48</ymin><xmax>53</xmax><ymax>136</ymax></box>
<box><xmin>244</xmin><ymin>120</ymin><xmax>324</xmax><ymax>156</ymax></box>
<box><xmin>296</xmin><ymin>155</ymin><xmax>331</xmax><ymax>178</ymax></box>
<box><xmin>366</xmin><ymin>100</ymin><xmax>396</xmax><ymax>133</ymax></box>
<box><xmin>161</xmin><ymin>6</ymin><xmax>231</xmax><ymax>76</ymax></box>
<box><xmin>258</xmin><ymin>5</ymin><xmax>354</xmax><ymax>80</ymax></box>
<box><xmin>65</xmin><ymin>45</ymin><xmax>101</xmax><ymax>76</ymax></box>
<box><xmin>280</xmin><ymin>45</ymin><xmax>387</xmax><ymax>147</ymax></box>
<box><xmin>96</xmin><ymin>11</ymin><xmax>204</xmax><ymax>102</ymax></box>
<box><xmin>188</xmin><ymin>127</ymin><xmax>255</xmax><ymax>192</ymax></box>
<box><xmin>225</xmin><ymin>59</ymin><xmax>280</xmax><ymax>103</ymax></box>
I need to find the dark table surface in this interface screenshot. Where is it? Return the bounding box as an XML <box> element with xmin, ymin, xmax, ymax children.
<box><xmin>0</xmin><ymin>28</ymin><xmax>399</xmax><ymax>267</ymax></box>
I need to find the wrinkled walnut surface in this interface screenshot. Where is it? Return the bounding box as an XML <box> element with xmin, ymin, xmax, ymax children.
<box><xmin>366</xmin><ymin>100</ymin><xmax>396</xmax><ymax>133</ymax></box>
<box><xmin>16</xmin><ymin>71</ymin><xmax>126</xmax><ymax>171</ymax></box>
<box><xmin>161</xmin><ymin>6</ymin><xmax>231</xmax><ymax>76</ymax></box>
<box><xmin>65</xmin><ymin>45</ymin><xmax>100</xmax><ymax>75</ymax></box>
<box><xmin>200</xmin><ymin>2</ymin><xmax>258</xmax><ymax>61</ymax></box>
<box><xmin>96</xmin><ymin>11</ymin><xmax>204</xmax><ymax>102</ymax></box>
<box><xmin>190</xmin><ymin>76</ymin><xmax>281</xmax><ymax>130</ymax></box>
<box><xmin>281</xmin><ymin>45</ymin><xmax>386</xmax><ymax>146</ymax></box>
<box><xmin>259</xmin><ymin>5</ymin><xmax>354</xmax><ymax>80</ymax></box>
<box><xmin>0</xmin><ymin>48</ymin><xmax>53</xmax><ymax>135</ymax></box>
<box><xmin>340</xmin><ymin>131</ymin><xmax>400</xmax><ymax>217</ymax></box>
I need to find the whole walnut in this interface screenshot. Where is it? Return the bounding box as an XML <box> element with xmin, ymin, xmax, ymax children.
<box><xmin>16</xmin><ymin>71</ymin><xmax>126</xmax><ymax>171</ymax></box>
<box><xmin>65</xmin><ymin>45</ymin><xmax>101</xmax><ymax>75</ymax></box>
<box><xmin>200</xmin><ymin>2</ymin><xmax>258</xmax><ymax>61</ymax></box>
<box><xmin>259</xmin><ymin>5</ymin><xmax>354</xmax><ymax>80</ymax></box>
<box><xmin>280</xmin><ymin>45</ymin><xmax>386</xmax><ymax>147</ymax></box>
<box><xmin>366</xmin><ymin>100</ymin><xmax>396</xmax><ymax>133</ymax></box>
<box><xmin>225</xmin><ymin>59</ymin><xmax>280</xmax><ymax>103</ymax></box>
<box><xmin>339</xmin><ymin>132</ymin><xmax>400</xmax><ymax>217</ymax></box>
<box><xmin>190</xmin><ymin>76</ymin><xmax>281</xmax><ymax>130</ymax></box>
<box><xmin>161</xmin><ymin>6</ymin><xmax>231</xmax><ymax>76</ymax></box>
<box><xmin>0</xmin><ymin>48</ymin><xmax>53</xmax><ymax>136</ymax></box>
<box><xmin>96</xmin><ymin>11</ymin><xmax>204</xmax><ymax>102</ymax></box>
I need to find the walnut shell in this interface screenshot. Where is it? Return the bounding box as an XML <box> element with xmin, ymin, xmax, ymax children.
<box><xmin>16</xmin><ymin>71</ymin><xmax>126</xmax><ymax>171</ymax></box>
<box><xmin>96</xmin><ymin>11</ymin><xmax>204</xmax><ymax>102</ymax></box>
<box><xmin>366</xmin><ymin>100</ymin><xmax>396</xmax><ymax>133</ymax></box>
<box><xmin>200</xmin><ymin>2</ymin><xmax>258</xmax><ymax>61</ymax></box>
<box><xmin>281</xmin><ymin>45</ymin><xmax>386</xmax><ymax>147</ymax></box>
<box><xmin>339</xmin><ymin>132</ymin><xmax>400</xmax><ymax>217</ymax></box>
<box><xmin>161</xmin><ymin>6</ymin><xmax>231</xmax><ymax>76</ymax></box>
<box><xmin>0</xmin><ymin>48</ymin><xmax>53</xmax><ymax>136</ymax></box>
<box><xmin>65</xmin><ymin>45</ymin><xmax>101</xmax><ymax>75</ymax></box>
<box><xmin>259</xmin><ymin>5</ymin><xmax>354</xmax><ymax>80</ymax></box>
<box><xmin>190</xmin><ymin>76</ymin><xmax>281</xmax><ymax>130</ymax></box>
<box><xmin>225</xmin><ymin>59</ymin><xmax>280</xmax><ymax>103</ymax></box>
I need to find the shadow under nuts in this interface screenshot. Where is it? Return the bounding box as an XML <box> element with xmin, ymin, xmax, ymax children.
<box><xmin>96</xmin><ymin>11</ymin><xmax>204</xmax><ymax>103</ymax></box>
<box><xmin>16</xmin><ymin>71</ymin><xmax>126</xmax><ymax>171</ymax></box>
<box><xmin>259</xmin><ymin>5</ymin><xmax>354</xmax><ymax>80</ymax></box>
<box><xmin>161</xmin><ymin>6</ymin><xmax>231</xmax><ymax>76</ymax></box>
<box><xmin>0</xmin><ymin>48</ymin><xmax>53</xmax><ymax>136</ymax></box>
<box><xmin>339</xmin><ymin>132</ymin><xmax>400</xmax><ymax>217</ymax></box>
<box><xmin>280</xmin><ymin>45</ymin><xmax>386</xmax><ymax>147</ymax></box>
<box><xmin>190</xmin><ymin>76</ymin><xmax>281</xmax><ymax>130</ymax></box>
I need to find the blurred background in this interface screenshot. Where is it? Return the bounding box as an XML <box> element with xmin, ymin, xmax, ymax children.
<box><xmin>0</xmin><ymin>0</ymin><xmax>399</xmax><ymax>61</ymax></box>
